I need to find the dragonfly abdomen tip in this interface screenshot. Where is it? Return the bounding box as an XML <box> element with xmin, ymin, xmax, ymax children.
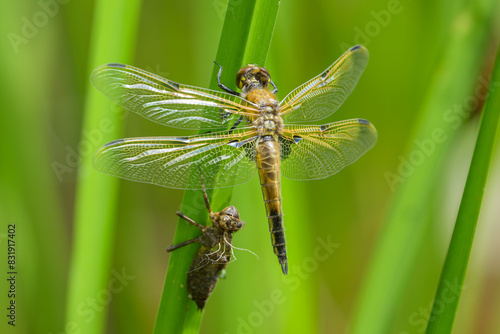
<box><xmin>280</xmin><ymin>259</ymin><xmax>288</xmax><ymax>275</ymax></box>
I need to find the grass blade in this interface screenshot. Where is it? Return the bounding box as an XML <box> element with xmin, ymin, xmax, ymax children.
<box><xmin>0</xmin><ymin>2</ymin><xmax>67</xmax><ymax>333</ymax></box>
<box><xmin>350</xmin><ymin>1</ymin><xmax>499</xmax><ymax>333</ymax></box>
<box><xmin>425</xmin><ymin>42</ymin><xmax>500</xmax><ymax>334</ymax></box>
<box><xmin>153</xmin><ymin>1</ymin><xmax>280</xmax><ymax>333</ymax></box>
<box><xmin>65</xmin><ymin>0</ymin><xmax>142</xmax><ymax>333</ymax></box>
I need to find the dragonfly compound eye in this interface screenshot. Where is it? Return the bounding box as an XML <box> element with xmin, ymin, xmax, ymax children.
<box><xmin>235</xmin><ymin>66</ymin><xmax>252</xmax><ymax>89</ymax></box>
<box><xmin>235</xmin><ymin>66</ymin><xmax>271</xmax><ymax>89</ymax></box>
<box><xmin>257</xmin><ymin>68</ymin><xmax>271</xmax><ymax>85</ymax></box>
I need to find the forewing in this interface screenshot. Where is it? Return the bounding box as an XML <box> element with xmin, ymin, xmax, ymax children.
<box><xmin>93</xmin><ymin>129</ymin><xmax>258</xmax><ymax>189</ymax></box>
<box><xmin>279</xmin><ymin>45</ymin><xmax>369</xmax><ymax>123</ymax></box>
<box><xmin>279</xmin><ymin>119</ymin><xmax>377</xmax><ymax>180</ymax></box>
<box><xmin>91</xmin><ymin>64</ymin><xmax>258</xmax><ymax>130</ymax></box>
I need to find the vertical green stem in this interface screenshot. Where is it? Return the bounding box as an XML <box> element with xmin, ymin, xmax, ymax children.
<box><xmin>350</xmin><ymin>0</ymin><xmax>498</xmax><ymax>333</ymax></box>
<box><xmin>0</xmin><ymin>2</ymin><xmax>67</xmax><ymax>333</ymax></box>
<box><xmin>425</xmin><ymin>43</ymin><xmax>500</xmax><ymax>334</ymax></box>
<box><xmin>65</xmin><ymin>0</ymin><xmax>142</xmax><ymax>333</ymax></box>
<box><xmin>153</xmin><ymin>1</ymin><xmax>280</xmax><ymax>333</ymax></box>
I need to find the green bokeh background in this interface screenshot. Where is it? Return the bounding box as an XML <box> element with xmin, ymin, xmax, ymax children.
<box><xmin>1</xmin><ymin>0</ymin><xmax>499</xmax><ymax>333</ymax></box>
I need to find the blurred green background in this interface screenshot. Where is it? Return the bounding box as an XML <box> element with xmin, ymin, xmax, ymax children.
<box><xmin>1</xmin><ymin>0</ymin><xmax>499</xmax><ymax>333</ymax></box>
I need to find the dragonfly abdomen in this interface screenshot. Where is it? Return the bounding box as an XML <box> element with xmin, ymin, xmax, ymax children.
<box><xmin>256</xmin><ymin>135</ymin><xmax>288</xmax><ymax>274</ymax></box>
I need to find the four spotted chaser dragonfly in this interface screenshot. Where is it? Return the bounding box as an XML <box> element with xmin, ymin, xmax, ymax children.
<box><xmin>167</xmin><ymin>172</ymin><xmax>244</xmax><ymax>310</ymax></box>
<box><xmin>92</xmin><ymin>44</ymin><xmax>377</xmax><ymax>275</ymax></box>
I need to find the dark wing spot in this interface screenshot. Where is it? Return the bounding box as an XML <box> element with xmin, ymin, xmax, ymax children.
<box><xmin>358</xmin><ymin>119</ymin><xmax>370</xmax><ymax>125</ymax></box>
<box><xmin>175</xmin><ymin>137</ymin><xmax>191</xmax><ymax>143</ymax></box>
<box><xmin>167</xmin><ymin>80</ymin><xmax>180</xmax><ymax>90</ymax></box>
<box><xmin>349</xmin><ymin>45</ymin><xmax>361</xmax><ymax>51</ymax></box>
<box><xmin>107</xmin><ymin>63</ymin><xmax>126</xmax><ymax>68</ymax></box>
<box><xmin>292</xmin><ymin>135</ymin><xmax>303</xmax><ymax>144</ymax></box>
<box><xmin>321</xmin><ymin>69</ymin><xmax>329</xmax><ymax>79</ymax></box>
<box><xmin>320</xmin><ymin>124</ymin><xmax>328</xmax><ymax>131</ymax></box>
<box><xmin>105</xmin><ymin>139</ymin><xmax>125</xmax><ymax>147</ymax></box>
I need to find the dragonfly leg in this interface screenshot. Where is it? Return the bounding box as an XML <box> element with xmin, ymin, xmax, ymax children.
<box><xmin>166</xmin><ymin>237</ymin><xmax>201</xmax><ymax>252</ymax></box>
<box><xmin>198</xmin><ymin>171</ymin><xmax>213</xmax><ymax>215</ymax></box>
<box><xmin>176</xmin><ymin>211</ymin><xmax>206</xmax><ymax>231</ymax></box>
<box><xmin>214</xmin><ymin>61</ymin><xmax>239</xmax><ymax>95</ymax></box>
<box><xmin>228</xmin><ymin>115</ymin><xmax>243</xmax><ymax>134</ymax></box>
<box><xmin>270</xmin><ymin>79</ymin><xmax>278</xmax><ymax>94</ymax></box>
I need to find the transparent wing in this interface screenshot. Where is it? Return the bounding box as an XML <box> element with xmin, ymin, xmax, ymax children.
<box><xmin>279</xmin><ymin>45</ymin><xmax>369</xmax><ymax>123</ymax></box>
<box><xmin>93</xmin><ymin>129</ymin><xmax>258</xmax><ymax>189</ymax></box>
<box><xmin>91</xmin><ymin>63</ymin><xmax>259</xmax><ymax>130</ymax></box>
<box><xmin>279</xmin><ymin>119</ymin><xmax>377</xmax><ymax>180</ymax></box>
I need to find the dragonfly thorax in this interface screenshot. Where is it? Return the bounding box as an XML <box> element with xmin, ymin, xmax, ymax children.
<box><xmin>254</xmin><ymin>113</ymin><xmax>284</xmax><ymax>136</ymax></box>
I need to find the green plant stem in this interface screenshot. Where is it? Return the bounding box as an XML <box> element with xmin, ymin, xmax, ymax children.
<box><xmin>350</xmin><ymin>1</ymin><xmax>498</xmax><ymax>333</ymax></box>
<box><xmin>65</xmin><ymin>0</ymin><xmax>142</xmax><ymax>333</ymax></box>
<box><xmin>0</xmin><ymin>2</ymin><xmax>66</xmax><ymax>333</ymax></box>
<box><xmin>425</xmin><ymin>43</ymin><xmax>500</xmax><ymax>334</ymax></box>
<box><xmin>153</xmin><ymin>1</ymin><xmax>280</xmax><ymax>333</ymax></box>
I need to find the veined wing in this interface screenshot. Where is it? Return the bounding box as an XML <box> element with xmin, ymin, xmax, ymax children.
<box><xmin>91</xmin><ymin>64</ymin><xmax>259</xmax><ymax>130</ymax></box>
<box><xmin>279</xmin><ymin>45</ymin><xmax>369</xmax><ymax>123</ymax></box>
<box><xmin>279</xmin><ymin>119</ymin><xmax>377</xmax><ymax>180</ymax></box>
<box><xmin>93</xmin><ymin>129</ymin><xmax>258</xmax><ymax>189</ymax></box>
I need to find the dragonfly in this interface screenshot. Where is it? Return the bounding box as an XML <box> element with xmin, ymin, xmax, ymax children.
<box><xmin>92</xmin><ymin>44</ymin><xmax>377</xmax><ymax>275</ymax></box>
<box><xmin>167</xmin><ymin>172</ymin><xmax>244</xmax><ymax>310</ymax></box>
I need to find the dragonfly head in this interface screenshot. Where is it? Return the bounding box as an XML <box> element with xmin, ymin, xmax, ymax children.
<box><xmin>217</xmin><ymin>206</ymin><xmax>245</xmax><ymax>232</ymax></box>
<box><xmin>236</xmin><ymin>65</ymin><xmax>271</xmax><ymax>92</ymax></box>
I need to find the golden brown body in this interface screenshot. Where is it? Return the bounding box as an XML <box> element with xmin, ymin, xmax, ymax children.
<box><xmin>246</xmin><ymin>89</ymin><xmax>277</xmax><ymax>108</ymax></box>
<box><xmin>242</xmin><ymin>77</ymin><xmax>288</xmax><ymax>273</ymax></box>
<box><xmin>256</xmin><ymin>135</ymin><xmax>287</xmax><ymax>273</ymax></box>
